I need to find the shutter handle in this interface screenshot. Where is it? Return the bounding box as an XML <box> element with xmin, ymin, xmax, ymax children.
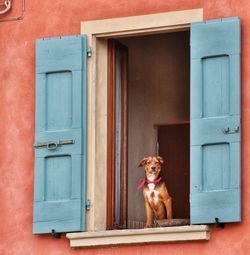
<box><xmin>234</xmin><ymin>126</ymin><xmax>240</xmax><ymax>133</ymax></box>
<box><xmin>222</xmin><ymin>126</ymin><xmax>240</xmax><ymax>134</ymax></box>
<box><xmin>34</xmin><ymin>139</ymin><xmax>75</xmax><ymax>149</ymax></box>
<box><xmin>222</xmin><ymin>127</ymin><xmax>230</xmax><ymax>134</ymax></box>
<box><xmin>47</xmin><ymin>142</ymin><xmax>58</xmax><ymax>150</ymax></box>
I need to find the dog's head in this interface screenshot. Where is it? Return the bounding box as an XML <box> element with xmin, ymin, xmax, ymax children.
<box><xmin>138</xmin><ymin>156</ymin><xmax>164</xmax><ymax>180</ymax></box>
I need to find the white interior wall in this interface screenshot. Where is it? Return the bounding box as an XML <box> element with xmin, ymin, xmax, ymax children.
<box><xmin>118</xmin><ymin>31</ymin><xmax>190</xmax><ymax>223</ymax></box>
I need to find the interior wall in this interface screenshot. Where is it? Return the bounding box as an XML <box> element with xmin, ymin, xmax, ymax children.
<box><xmin>119</xmin><ymin>31</ymin><xmax>190</xmax><ymax>223</ymax></box>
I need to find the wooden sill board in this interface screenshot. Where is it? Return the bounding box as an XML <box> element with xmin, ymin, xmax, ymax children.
<box><xmin>66</xmin><ymin>225</ymin><xmax>210</xmax><ymax>248</ymax></box>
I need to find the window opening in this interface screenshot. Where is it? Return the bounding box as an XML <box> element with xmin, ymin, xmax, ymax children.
<box><xmin>108</xmin><ymin>30</ymin><xmax>190</xmax><ymax>229</ymax></box>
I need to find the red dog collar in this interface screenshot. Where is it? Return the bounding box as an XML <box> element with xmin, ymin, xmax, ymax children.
<box><xmin>137</xmin><ymin>177</ymin><xmax>162</xmax><ymax>190</ymax></box>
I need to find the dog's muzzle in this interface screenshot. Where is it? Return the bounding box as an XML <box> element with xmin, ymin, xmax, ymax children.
<box><xmin>150</xmin><ymin>166</ymin><xmax>156</xmax><ymax>173</ymax></box>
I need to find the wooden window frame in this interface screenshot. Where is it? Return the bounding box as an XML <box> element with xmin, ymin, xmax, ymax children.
<box><xmin>107</xmin><ymin>40</ymin><xmax>128</xmax><ymax>230</ymax></box>
<box><xmin>79</xmin><ymin>8</ymin><xmax>203</xmax><ymax>232</ymax></box>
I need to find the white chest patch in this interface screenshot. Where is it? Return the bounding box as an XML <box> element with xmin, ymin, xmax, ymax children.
<box><xmin>146</xmin><ymin>183</ymin><xmax>159</xmax><ymax>205</ymax></box>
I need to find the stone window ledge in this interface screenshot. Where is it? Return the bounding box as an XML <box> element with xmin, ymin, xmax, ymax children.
<box><xmin>66</xmin><ymin>225</ymin><xmax>210</xmax><ymax>248</ymax></box>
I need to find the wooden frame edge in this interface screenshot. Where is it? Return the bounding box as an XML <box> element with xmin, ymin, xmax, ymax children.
<box><xmin>107</xmin><ymin>40</ymin><xmax>128</xmax><ymax>230</ymax></box>
<box><xmin>107</xmin><ymin>39</ymin><xmax>116</xmax><ymax>230</ymax></box>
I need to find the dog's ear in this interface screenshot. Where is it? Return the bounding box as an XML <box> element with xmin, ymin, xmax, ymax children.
<box><xmin>138</xmin><ymin>157</ymin><xmax>148</xmax><ymax>167</ymax></box>
<box><xmin>157</xmin><ymin>156</ymin><xmax>164</xmax><ymax>164</ymax></box>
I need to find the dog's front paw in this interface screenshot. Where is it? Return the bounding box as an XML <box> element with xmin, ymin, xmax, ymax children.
<box><xmin>145</xmin><ymin>223</ymin><xmax>153</xmax><ymax>228</ymax></box>
<box><xmin>166</xmin><ymin>218</ymin><xmax>172</xmax><ymax>225</ymax></box>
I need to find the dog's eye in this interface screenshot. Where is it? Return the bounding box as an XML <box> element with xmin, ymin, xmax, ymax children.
<box><xmin>146</xmin><ymin>160</ymin><xmax>150</xmax><ymax>164</ymax></box>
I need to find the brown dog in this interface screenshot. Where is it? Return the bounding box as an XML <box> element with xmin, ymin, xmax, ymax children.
<box><xmin>138</xmin><ymin>156</ymin><xmax>172</xmax><ymax>228</ymax></box>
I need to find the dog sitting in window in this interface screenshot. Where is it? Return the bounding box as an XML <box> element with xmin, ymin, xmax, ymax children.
<box><xmin>137</xmin><ymin>156</ymin><xmax>172</xmax><ymax>228</ymax></box>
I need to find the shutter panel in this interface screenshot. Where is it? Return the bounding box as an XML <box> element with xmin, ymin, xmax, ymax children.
<box><xmin>33</xmin><ymin>36</ymin><xmax>87</xmax><ymax>234</ymax></box>
<box><xmin>190</xmin><ymin>18</ymin><xmax>241</xmax><ymax>224</ymax></box>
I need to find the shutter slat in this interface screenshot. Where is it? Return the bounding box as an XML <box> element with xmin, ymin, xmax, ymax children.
<box><xmin>33</xmin><ymin>35</ymin><xmax>87</xmax><ymax>234</ymax></box>
<box><xmin>190</xmin><ymin>17</ymin><xmax>241</xmax><ymax>224</ymax></box>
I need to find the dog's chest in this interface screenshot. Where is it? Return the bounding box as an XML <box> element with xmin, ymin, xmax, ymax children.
<box><xmin>145</xmin><ymin>184</ymin><xmax>160</xmax><ymax>205</ymax></box>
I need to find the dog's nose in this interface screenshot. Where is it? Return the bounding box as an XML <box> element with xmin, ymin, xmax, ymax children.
<box><xmin>151</xmin><ymin>166</ymin><xmax>156</xmax><ymax>172</ymax></box>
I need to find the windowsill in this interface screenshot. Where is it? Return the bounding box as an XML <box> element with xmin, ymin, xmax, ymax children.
<box><xmin>66</xmin><ymin>225</ymin><xmax>210</xmax><ymax>248</ymax></box>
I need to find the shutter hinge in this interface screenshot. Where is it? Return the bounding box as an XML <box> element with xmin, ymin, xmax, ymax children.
<box><xmin>87</xmin><ymin>47</ymin><xmax>92</xmax><ymax>57</ymax></box>
<box><xmin>86</xmin><ymin>199</ymin><xmax>91</xmax><ymax>211</ymax></box>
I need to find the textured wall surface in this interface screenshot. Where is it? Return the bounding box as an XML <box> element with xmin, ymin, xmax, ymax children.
<box><xmin>1</xmin><ymin>0</ymin><xmax>250</xmax><ymax>254</ymax></box>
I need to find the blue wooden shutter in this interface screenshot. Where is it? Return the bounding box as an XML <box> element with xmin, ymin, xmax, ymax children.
<box><xmin>190</xmin><ymin>18</ymin><xmax>241</xmax><ymax>224</ymax></box>
<box><xmin>33</xmin><ymin>36</ymin><xmax>87</xmax><ymax>234</ymax></box>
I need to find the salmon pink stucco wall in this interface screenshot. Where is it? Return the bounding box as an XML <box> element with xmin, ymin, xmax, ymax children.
<box><xmin>1</xmin><ymin>0</ymin><xmax>250</xmax><ymax>254</ymax></box>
